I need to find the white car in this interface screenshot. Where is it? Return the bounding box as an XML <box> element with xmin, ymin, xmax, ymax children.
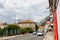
<box><xmin>33</xmin><ymin>32</ymin><xmax>37</xmax><ymax>35</ymax></box>
<box><xmin>37</xmin><ymin>32</ymin><xmax>43</xmax><ymax>36</ymax></box>
<box><xmin>37</xmin><ymin>29</ymin><xmax>44</xmax><ymax>36</ymax></box>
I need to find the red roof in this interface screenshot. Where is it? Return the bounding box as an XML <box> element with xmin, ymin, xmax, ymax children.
<box><xmin>22</xmin><ymin>20</ymin><xmax>34</xmax><ymax>22</ymax></box>
<box><xmin>0</xmin><ymin>22</ymin><xmax>3</xmax><ymax>26</ymax></box>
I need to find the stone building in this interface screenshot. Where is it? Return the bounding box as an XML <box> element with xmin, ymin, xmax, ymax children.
<box><xmin>18</xmin><ymin>20</ymin><xmax>36</xmax><ymax>31</ymax></box>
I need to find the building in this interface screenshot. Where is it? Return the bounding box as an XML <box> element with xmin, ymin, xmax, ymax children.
<box><xmin>18</xmin><ymin>20</ymin><xmax>36</xmax><ymax>31</ymax></box>
<box><xmin>38</xmin><ymin>25</ymin><xmax>44</xmax><ymax>29</ymax></box>
<box><xmin>0</xmin><ymin>22</ymin><xmax>7</xmax><ymax>29</ymax></box>
<box><xmin>45</xmin><ymin>0</ymin><xmax>54</xmax><ymax>32</ymax></box>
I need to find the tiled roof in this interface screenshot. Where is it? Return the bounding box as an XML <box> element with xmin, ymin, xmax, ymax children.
<box><xmin>0</xmin><ymin>22</ymin><xmax>3</xmax><ymax>26</ymax></box>
<box><xmin>22</xmin><ymin>20</ymin><xmax>34</xmax><ymax>22</ymax></box>
<box><xmin>18</xmin><ymin>20</ymin><xmax>36</xmax><ymax>24</ymax></box>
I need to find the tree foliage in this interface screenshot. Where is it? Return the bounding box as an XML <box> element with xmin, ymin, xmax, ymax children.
<box><xmin>22</xmin><ymin>27</ymin><xmax>34</xmax><ymax>34</ymax></box>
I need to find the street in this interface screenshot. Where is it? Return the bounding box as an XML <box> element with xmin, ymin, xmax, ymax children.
<box><xmin>4</xmin><ymin>32</ymin><xmax>47</xmax><ymax>40</ymax></box>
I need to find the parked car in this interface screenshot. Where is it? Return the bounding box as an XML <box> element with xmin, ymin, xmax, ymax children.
<box><xmin>37</xmin><ymin>29</ymin><xmax>44</xmax><ymax>36</ymax></box>
<box><xmin>33</xmin><ymin>32</ymin><xmax>37</xmax><ymax>35</ymax></box>
<box><xmin>37</xmin><ymin>31</ymin><xmax>43</xmax><ymax>36</ymax></box>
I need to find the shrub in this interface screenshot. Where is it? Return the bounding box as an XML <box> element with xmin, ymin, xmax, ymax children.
<box><xmin>1</xmin><ymin>24</ymin><xmax>22</xmax><ymax>36</ymax></box>
<box><xmin>7</xmin><ymin>24</ymin><xmax>22</xmax><ymax>35</ymax></box>
<box><xmin>0</xmin><ymin>28</ymin><xmax>2</xmax><ymax>36</ymax></box>
<box><xmin>21</xmin><ymin>27</ymin><xmax>34</xmax><ymax>34</ymax></box>
<box><xmin>35</xmin><ymin>24</ymin><xmax>39</xmax><ymax>31</ymax></box>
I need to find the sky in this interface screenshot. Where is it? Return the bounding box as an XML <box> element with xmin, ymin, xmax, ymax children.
<box><xmin>0</xmin><ymin>0</ymin><xmax>50</xmax><ymax>24</ymax></box>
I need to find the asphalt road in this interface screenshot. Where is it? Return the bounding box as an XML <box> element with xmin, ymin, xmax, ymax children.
<box><xmin>5</xmin><ymin>32</ymin><xmax>47</xmax><ymax>40</ymax></box>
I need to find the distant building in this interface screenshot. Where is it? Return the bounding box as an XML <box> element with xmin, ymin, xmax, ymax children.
<box><xmin>0</xmin><ymin>22</ymin><xmax>7</xmax><ymax>29</ymax></box>
<box><xmin>45</xmin><ymin>21</ymin><xmax>53</xmax><ymax>32</ymax></box>
<box><xmin>18</xmin><ymin>20</ymin><xmax>36</xmax><ymax>31</ymax></box>
<box><xmin>38</xmin><ymin>26</ymin><xmax>44</xmax><ymax>29</ymax></box>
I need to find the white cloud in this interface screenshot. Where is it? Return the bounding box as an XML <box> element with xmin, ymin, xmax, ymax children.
<box><xmin>0</xmin><ymin>0</ymin><xmax>48</xmax><ymax>12</ymax></box>
<box><xmin>31</xmin><ymin>16</ymin><xmax>44</xmax><ymax>22</ymax></box>
<box><xmin>14</xmin><ymin>15</ymin><xmax>22</xmax><ymax>20</ymax></box>
<box><xmin>3</xmin><ymin>0</ymin><xmax>45</xmax><ymax>7</ymax></box>
<box><xmin>0</xmin><ymin>9</ymin><xmax>8</xmax><ymax>15</ymax></box>
<box><xmin>0</xmin><ymin>0</ymin><xmax>49</xmax><ymax>23</ymax></box>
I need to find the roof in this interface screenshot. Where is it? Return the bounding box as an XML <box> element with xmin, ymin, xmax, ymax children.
<box><xmin>0</xmin><ymin>22</ymin><xmax>7</xmax><ymax>26</ymax></box>
<box><xmin>0</xmin><ymin>22</ymin><xmax>4</xmax><ymax>26</ymax></box>
<box><xmin>46</xmin><ymin>21</ymin><xmax>51</xmax><ymax>24</ymax></box>
<box><xmin>18</xmin><ymin>20</ymin><xmax>36</xmax><ymax>24</ymax></box>
<box><xmin>38</xmin><ymin>26</ymin><xmax>44</xmax><ymax>29</ymax></box>
<box><xmin>22</xmin><ymin>20</ymin><xmax>34</xmax><ymax>22</ymax></box>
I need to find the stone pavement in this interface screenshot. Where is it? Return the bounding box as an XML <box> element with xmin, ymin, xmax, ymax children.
<box><xmin>43</xmin><ymin>32</ymin><xmax>54</xmax><ymax>40</ymax></box>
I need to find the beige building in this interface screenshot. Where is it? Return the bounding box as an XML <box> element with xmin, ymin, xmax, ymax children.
<box><xmin>38</xmin><ymin>26</ymin><xmax>44</xmax><ymax>29</ymax></box>
<box><xmin>18</xmin><ymin>20</ymin><xmax>36</xmax><ymax>31</ymax></box>
<box><xmin>0</xmin><ymin>22</ymin><xmax>7</xmax><ymax>29</ymax></box>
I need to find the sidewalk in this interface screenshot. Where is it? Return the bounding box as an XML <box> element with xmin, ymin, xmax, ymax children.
<box><xmin>43</xmin><ymin>32</ymin><xmax>54</xmax><ymax>40</ymax></box>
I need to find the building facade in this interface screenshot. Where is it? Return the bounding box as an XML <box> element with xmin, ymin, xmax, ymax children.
<box><xmin>18</xmin><ymin>20</ymin><xmax>36</xmax><ymax>31</ymax></box>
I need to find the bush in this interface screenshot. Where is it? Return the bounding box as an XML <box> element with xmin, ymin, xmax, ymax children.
<box><xmin>0</xmin><ymin>27</ymin><xmax>8</xmax><ymax>36</ymax></box>
<box><xmin>35</xmin><ymin>24</ymin><xmax>39</xmax><ymax>31</ymax></box>
<box><xmin>0</xmin><ymin>24</ymin><xmax>22</xmax><ymax>36</ymax></box>
<box><xmin>0</xmin><ymin>28</ymin><xmax>2</xmax><ymax>36</ymax></box>
<box><xmin>7</xmin><ymin>24</ymin><xmax>20</xmax><ymax>29</ymax></box>
<box><xmin>21</xmin><ymin>27</ymin><xmax>34</xmax><ymax>34</ymax></box>
<box><xmin>0</xmin><ymin>25</ymin><xmax>34</xmax><ymax>36</ymax></box>
<box><xmin>7</xmin><ymin>24</ymin><xmax>22</xmax><ymax>35</ymax></box>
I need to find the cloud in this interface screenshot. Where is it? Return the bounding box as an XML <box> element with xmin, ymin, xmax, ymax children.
<box><xmin>0</xmin><ymin>4</ymin><xmax>4</xmax><ymax>8</ymax></box>
<box><xmin>0</xmin><ymin>0</ymin><xmax>48</xmax><ymax>12</ymax></box>
<box><xmin>0</xmin><ymin>0</ymin><xmax>49</xmax><ymax>23</ymax></box>
<box><xmin>3</xmin><ymin>0</ymin><xmax>45</xmax><ymax>8</ymax></box>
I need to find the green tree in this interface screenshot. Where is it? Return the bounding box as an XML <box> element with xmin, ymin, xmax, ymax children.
<box><xmin>0</xmin><ymin>28</ymin><xmax>2</xmax><ymax>36</ymax></box>
<box><xmin>22</xmin><ymin>27</ymin><xmax>34</xmax><ymax>34</ymax></box>
<box><xmin>35</xmin><ymin>24</ymin><xmax>39</xmax><ymax>31</ymax></box>
<box><xmin>1</xmin><ymin>24</ymin><xmax>21</xmax><ymax>36</ymax></box>
<box><xmin>7</xmin><ymin>24</ymin><xmax>21</xmax><ymax>35</ymax></box>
